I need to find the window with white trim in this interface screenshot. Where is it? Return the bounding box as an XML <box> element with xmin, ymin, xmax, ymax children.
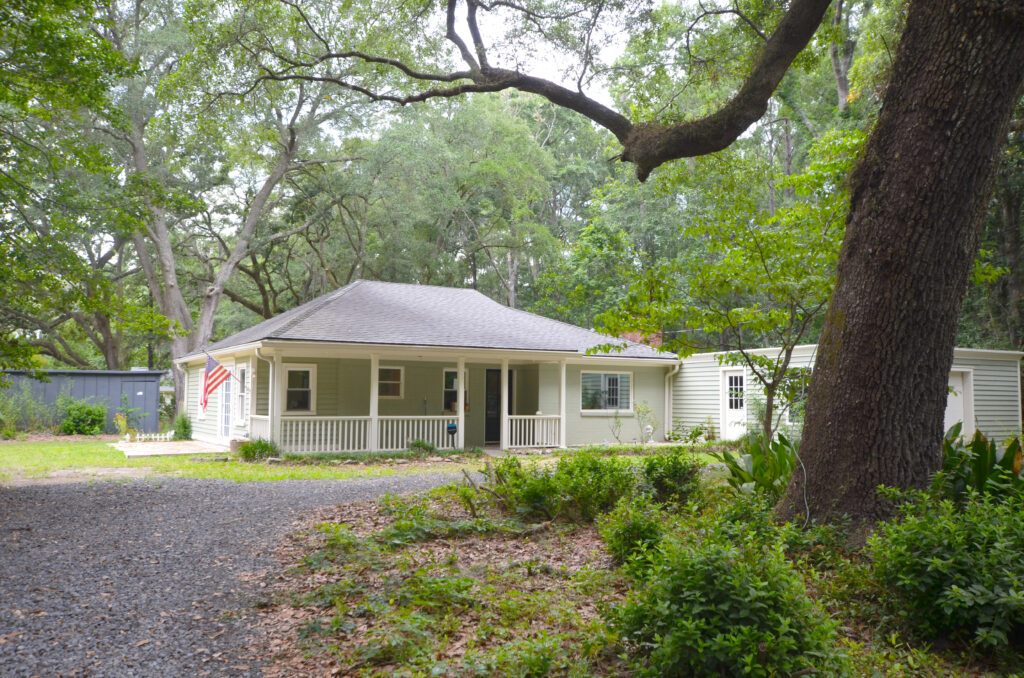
<box><xmin>379</xmin><ymin>367</ymin><xmax>403</xmax><ymax>399</ymax></box>
<box><xmin>727</xmin><ymin>374</ymin><xmax>744</xmax><ymax>410</ymax></box>
<box><xmin>234</xmin><ymin>366</ymin><xmax>248</xmax><ymax>425</ymax></box>
<box><xmin>285</xmin><ymin>365</ymin><xmax>316</xmax><ymax>413</ymax></box>
<box><xmin>581</xmin><ymin>372</ymin><xmax>632</xmax><ymax>411</ymax></box>
<box><xmin>443</xmin><ymin>369</ymin><xmax>467</xmax><ymax>413</ymax></box>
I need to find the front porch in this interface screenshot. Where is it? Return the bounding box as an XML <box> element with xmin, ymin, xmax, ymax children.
<box><xmin>242</xmin><ymin>351</ymin><xmax>568</xmax><ymax>454</ymax></box>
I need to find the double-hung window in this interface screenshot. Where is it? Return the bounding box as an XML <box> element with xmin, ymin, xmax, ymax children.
<box><xmin>234</xmin><ymin>367</ymin><xmax>248</xmax><ymax>425</ymax></box>
<box><xmin>581</xmin><ymin>372</ymin><xmax>632</xmax><ymax>412</ymax></box>
<box><xmin>285</xmin><ymin>365</ymin><xmax>316</xmax><ymax>413</ymax></box>
<box><xmin>378</xmin><ymin>367</ymin><xmax>403</xmax><ymax>399</ymax></box>
<box><xmin>443</xmin><ymin>369</ymin><xmax>467</xmax><ymax>412</ymax></box>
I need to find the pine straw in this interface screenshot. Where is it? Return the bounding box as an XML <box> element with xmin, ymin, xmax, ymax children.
<box><xmin>243</xmin><ymin>498</ymin><xmax>627</xmax><ymax>677</ymax></box>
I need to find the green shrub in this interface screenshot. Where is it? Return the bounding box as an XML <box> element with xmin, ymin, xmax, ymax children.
<box><xmin>485</xmin><ymin>450</ymin><xmax>637</xmax><ymax>523</ymax></box>
<box><xmin>613</xmin><ymin>520</ymin><xmax>839</xmax><ymax>677</ymax></box>
<box><xmin>58</xmin><ymin>396</ymin><xmax>107</xmax><ymax>435</ymax></box>
<box><xmin>238</xmin><ymin>437</ymin><xmax>280</xmax><ymax>461</ymax></box>
<box><xmin>868</xmin><ymin>489</ymin><xmax>1024</xmax><ymax>649</ymax></box>
<box><xmin>711</xmin><ymin>433</ymin><xmax>797</xmax><ymax>502</ymax></box>
<box><xmin>931</xmin><ymin>423</ymin><xmax>1023</xmax><ymax>502</ymax></box>
<box><xmin>640</xmin><ymin>451</ymin><xmax>703</xmax><ymax>505</ymax></box>
<box><xmin>407</xmin><ymin>439</ymin><xmax>437</xmax><ymax>456</ymax></box>
<box><xmin>598</xmin><ymin>496</ymin><xmax>667</xmax><ymax>566</ymax></box>
<box><xmin>171</xmin><ymin>412</ymin><xmax>192</xmax><ymax>440</ymax></box>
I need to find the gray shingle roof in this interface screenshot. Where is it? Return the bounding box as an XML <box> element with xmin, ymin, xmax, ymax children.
<box><xmin>194</xmin><ymin>280</ymin><xmax>673</xmax><ymax>360</ymax></box>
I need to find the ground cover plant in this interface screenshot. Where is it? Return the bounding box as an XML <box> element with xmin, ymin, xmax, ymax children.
<box><xmin>251</xmin><ymin>444</ymin><xmax>1024</xmax><ymax>677</ymax></box>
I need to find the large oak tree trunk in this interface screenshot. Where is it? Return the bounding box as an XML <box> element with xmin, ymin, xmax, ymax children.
<box><xmin>778</xmin><ymin>0</ymin><xmax>1024</xmax><ymax>525</ymax></box>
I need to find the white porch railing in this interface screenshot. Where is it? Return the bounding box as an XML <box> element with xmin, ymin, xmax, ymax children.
<box><xmin>509</xmin><ymin>415</ymin><xmax>561</xmax><ymax>448</ymax></box>
<box><xmin>378</xmin><ymin>415</ymin><xmax>458</xmax><ymax>451</ymax></box>
<box><xmin>249</xmin><ymin>415</ymin><xmax>270</xmax><ymax>440</ymax></box>
<box><xmin>280</xmin><ymin>416</ymin><xmax>370</xmax><ymax>453</ymax></box>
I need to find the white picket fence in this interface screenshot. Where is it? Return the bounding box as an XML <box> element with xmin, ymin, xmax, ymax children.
<box><xmin>279</xmin><ymin>416</ymin><xmax>371</xmax><ymax>454</ymax></box>
<box><xmin>378</xmin><ymin>416</ymin><xmax>458</xmax><ymax>451</ymax></box>
<box><xmin>508</xmin><ymin>415</ymin><xmax>561</xmax><ymax>448</ymax></box>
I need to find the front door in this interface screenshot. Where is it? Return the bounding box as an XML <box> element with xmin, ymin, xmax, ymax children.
<box><xmin>485</xmin><ymin>369</ymin><xmax>514</xmax><ymax>444</ymax></box>
<box><xmin>722</xmin><ymin>369</ymin><xmax>746</xmax><ymax>441</ymax></box>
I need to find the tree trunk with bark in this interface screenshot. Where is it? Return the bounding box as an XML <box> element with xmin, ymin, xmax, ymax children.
<box><xmin>778</xmin><ymin>0</ymin><xmax>1024</xmax><ymax>525</ymax></box>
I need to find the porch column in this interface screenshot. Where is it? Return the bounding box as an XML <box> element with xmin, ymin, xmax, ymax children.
<box><xmin>559</xmin><ymin>359</ymin><xmax>567</xmax><ymax>448</ymax></box>
<box><xmin>271</xmin><ymin>353</ymin><xmax>281</xmax><ymax>444</ymax></box>
<box><xmin>369</xmin><ymin>354</ymin><xmax>379</xmax><ymax>451</ymax></box>
<box><xmin>500</xmin><ymin>358</ymin><xmax>509</xmax><ymax>450</ymax></box>
<box><xmin>456</xmin><ymin>357</ymin><xmax>465</xmax><ymax>449</ymax></box>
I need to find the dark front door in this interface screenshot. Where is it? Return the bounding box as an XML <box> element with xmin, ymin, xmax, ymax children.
<box><xmin>485</xmin><ymin>369</ymin><xmax>514</xmax><ymax>444</ymax></box>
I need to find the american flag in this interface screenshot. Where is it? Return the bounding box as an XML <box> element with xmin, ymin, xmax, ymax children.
<box><xmin>199</xmin><ymin>354</ymin><xmax>231</xmax><ymax>413</ymax></box>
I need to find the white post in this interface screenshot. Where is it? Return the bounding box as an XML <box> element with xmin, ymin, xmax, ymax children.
<box><xmin>456</xmin><ymin>357</ymin><xmax>465</xmax><ymax>449</ymax></box>
<box><xmin>271</xmin><ymin>353</ymin><xmax>281</xmax><ymax>444</ymax></box>
<box><xmin>369</xmin><ymin>354</ymin><xmax>379</xmax><ymax>451</ymax></box>
<box><xmin>500</xmin><ymin>358</ymin><xmax>509</xmax><ymax>451</ymax></box>
<box><xmin>559</xmin><ymin>359</ymin><xmax>567</xmax><ymax>448</ymax></box>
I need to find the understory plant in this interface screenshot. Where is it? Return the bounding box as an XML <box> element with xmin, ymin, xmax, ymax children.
<box><xmin>57</xmin><ymin>396</ymin><xmax>107</xmax><ymax>435</ymax></box>
<box><xmin>613</xmin><ymin>514</ymin><xmax>839</xmax><ymax>677</ymax></box>
<box><xmin>930</xmin><ymin>423</ymin><xmax>1023</xmax><ymax>501</ymax></box>
<box><xmin>171</xmin><ymin>413</ymin><xmax>192</xmax><ymax>440</ymax></box>
<box><xmin>868</xmin><ymin>488</ymin><xmax>1024</xmax><ymax>650</ymax></box>
<box><xmin>711</xmin><ymin>433</ymin><xmax>797</xmax><ymax>502</ymax></box>
<box><xmin>238</xmin><ymin>437</ymin><xmax>280</xmax><ymax>461</ymax></box>
<box><xmin>484</xmin><ymin>450</ymin><xmax>703</xmax><ymax>523</ymax></box>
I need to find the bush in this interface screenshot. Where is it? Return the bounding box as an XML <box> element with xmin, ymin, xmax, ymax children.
<box><xmin>171</xmin><ymin>413</ymin><xmax>192</xmax><ymax>441</ymax></box>
<box><xmin>485</xmin><ymin>450</ymin><xmax>639</xmax><ymax>523</ymax></box>
<box><xmin>613</xmin><ymin>519</ymin><xmax>839</xmax><ymax>677</ymax></box>
<box><xmin>58</xmin><ymin>396</ymin><xmax>107</xmax><ymax>435</ymax></box>
<box><xmin>640</xmin><ymin>451</ymin><xmax>703</xmax><ymax>505</ymax></box>
<box><xmin>238</xmin><ymin>437</ymin><xmax>280</xmax><ymax>461</ymax></box>
<box><xmin>868</xmin><ymin>489</ymin><xmax>1024</xmax><ymax>649</ymax></box>
<box><xmin>598</xmin><ymin>496</ymin><xmax>667</xmax><ymax>566</ymax></box>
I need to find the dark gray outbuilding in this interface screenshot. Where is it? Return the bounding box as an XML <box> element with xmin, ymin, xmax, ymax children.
<box><xmin>2</xmin><ymin>369</ymin><xmax>164</xmax><ymax>433</ymax></box>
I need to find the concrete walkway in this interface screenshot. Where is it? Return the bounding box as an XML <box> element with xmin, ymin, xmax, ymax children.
<box><xmin>113</xmin><ymin>440</ymin><xmax>229</xmax><ymax>458</ymax></box>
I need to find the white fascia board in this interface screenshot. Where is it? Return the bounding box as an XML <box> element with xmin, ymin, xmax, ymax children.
<box><xmin>174</xmin><ymin>342</ymin><xmax>264</xmax><ymax>367</ymax></box>
<box><xmin>952</xmin><ymin>347</ymin><xmax>1024</xmax><ymax>360</ymax></box>
<box><xmin>255</xmin><ymin>339</ymin><xmax>676</xmax><ymax>366</ymax></box>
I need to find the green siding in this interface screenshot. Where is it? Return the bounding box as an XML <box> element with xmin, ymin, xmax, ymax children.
<box><xmin>565</xmin><ymin>364</ymin><xmax>668</xmax><ymax>446</ymax></box>
<box><xmin>675</xmin><ymin>350</ymin><xmax>1021</xmax><ymax>442</ymax></box>
<box><xmin>187</xmin><ymin>363</ymin><xmax>220</xmax><ymax>441</ymax></box>
<box><xmin>255</xmin><ymin>359</ymin><xmax>269</xmax><ymax>416</ymax></box>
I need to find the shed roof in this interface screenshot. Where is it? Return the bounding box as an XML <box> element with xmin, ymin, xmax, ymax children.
<box><xmin>192</xmin><ymin>280</ymin><xmax>674</xmax><ymax>360</ymax></box>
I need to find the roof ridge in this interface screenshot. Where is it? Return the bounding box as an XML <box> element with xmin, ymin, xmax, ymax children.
<box><xmin>273</xmin><ymin>280</ymin><xmax>364</xmax><ymax>337</ymax></box>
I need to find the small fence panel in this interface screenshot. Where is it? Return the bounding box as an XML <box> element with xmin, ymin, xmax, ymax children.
<box><xmin>280</xmin><ymin>417</ymin><xmax>370</xmax><ymax>454</ymax></box>
<box><xmin>378</xmin><ymin>416</ymin><xmax>458</xmax><ymax>451</ymax></box>
<box><xmin>509</xmin><ymin>415</ymin><xmax>561</xmax><ymax>448</ymax></box>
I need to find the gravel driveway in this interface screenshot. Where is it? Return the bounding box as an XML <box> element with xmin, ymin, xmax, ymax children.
<box><xmin>0</xmin><ymin>474</ymin><xmax>461</xmax><ymax>677</ymax></box>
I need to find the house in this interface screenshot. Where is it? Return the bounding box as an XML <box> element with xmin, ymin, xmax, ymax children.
<box><xmin>671</xmin><ymin>344</ymin><xmax>1024</xmax><ymax>442</ymax></box>
<box><xmin>176</xmin><ymin>280</ymin><xmax>679</xmax><ymax>451</ymax></box>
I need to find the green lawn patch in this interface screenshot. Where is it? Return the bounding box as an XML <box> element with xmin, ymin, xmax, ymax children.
<box><xmin>0</xmin><ymin>440</ymin><xmax>478</xmax><ymax>483</ymax></box>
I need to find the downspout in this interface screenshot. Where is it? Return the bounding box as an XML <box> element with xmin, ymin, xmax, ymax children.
<box><xmin>664</xmin><ymin>362</ymin><xmax>681</xmax><ymax>441</ymax></box>
<box><xmin>255</xmin><ymin>347</ymin><xmax>274</xmax><ymax>442</ymax></box>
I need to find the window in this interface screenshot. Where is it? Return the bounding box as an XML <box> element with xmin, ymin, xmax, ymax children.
<box><xmin>220</xmin><ymin>375</ymin><xmax>232</xmax><ymax>437</ymax></box>
<box><xmin>443</xmin><ymin>369</ymin><xmax>467</xmax><ymax>412</ymax></box>
<box><xmin>581</xmin><ymin>372</ymin><xmax>632</xmax><ymax>411</ymax></box>
<box><xmin>379</xmin><ymin>367</ymin><xmax>403</xmax><ymax>399</ymax></box>
<box><xmin>234</xmin><ymin>367</ymin><xmax>248</xmax><ymax>425</ymax></box>
<box><xmin>285</xmin><ymin>366</ymin><xmax>316</xmax><ymax>413</ymax></box>
<box><xmin>785</xmin><ymin>369</ymin><xmax>811</xmax><ymax>423</ymax></box>
<box><xmin>727</xmin><ymin>374</ymin><xmax>744</xmax><ymax>410</ymax></box>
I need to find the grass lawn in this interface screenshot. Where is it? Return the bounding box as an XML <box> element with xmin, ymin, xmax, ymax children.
<box><xmin>0</xmin><ymin>440</ymin><xmax>480</xmax><ymax>483</ymax></box>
